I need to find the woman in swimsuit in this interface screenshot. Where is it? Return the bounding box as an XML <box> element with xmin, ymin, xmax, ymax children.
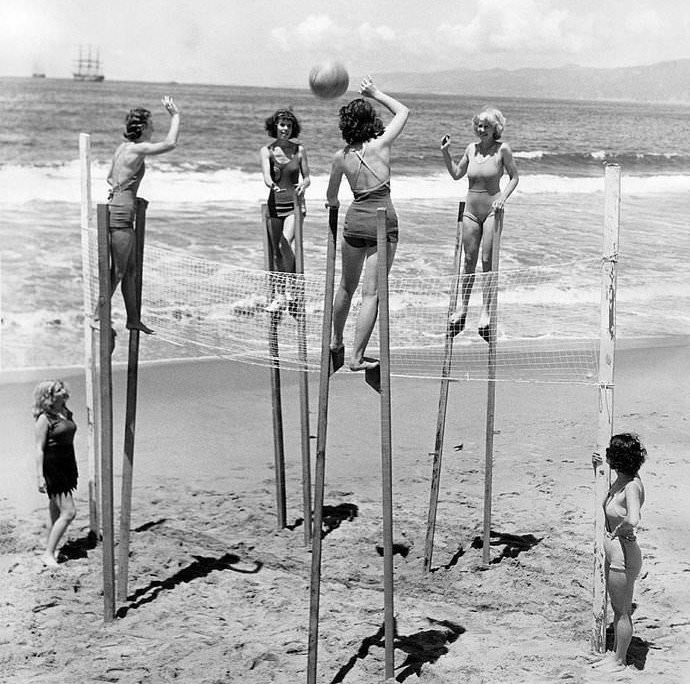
<box><xmin>440</xmin><ymin>107</ymin><xmax>519</xmax><ymax>341</ymax></box>
<box><xmin>260</xmin><ymin>109</ymin><xmax>311</xmax><ymax>311</ymax></box>
<box><xmin>592</xmin><ymin>433</ymin><xmax>646</xmax><ymax>673</ymax></box>
<box><xmin>107</xmin><ymin>96</ymin><xmax>180</xmax><ymax>336</ymax></box>
<box><xmin>326</xmin><ymin>76</ymin><xmax>409</xmax><ymax>371</ymax></box>
<box><xmin>33</xmin><ymin>380</ymin><xmax>79</xmax><ymax>567</ymax></box>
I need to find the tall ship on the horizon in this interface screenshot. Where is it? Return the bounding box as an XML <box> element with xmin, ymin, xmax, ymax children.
<box><xmin>73</xmin><ymin>46</ymin><xmax>104</xmax><ymax>82</ymax></box>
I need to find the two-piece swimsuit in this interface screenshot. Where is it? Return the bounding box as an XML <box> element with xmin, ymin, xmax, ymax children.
<box><xmin>343</xmin><ymin>143</ymin><xmax>398</xmax><ymax>248</ymax></box>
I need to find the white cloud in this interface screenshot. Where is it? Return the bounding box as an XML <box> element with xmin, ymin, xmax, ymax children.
<box><xmin>357</xmin><ymin>22</ymin><xmax>396</xmax><ymax>46</ymax></box>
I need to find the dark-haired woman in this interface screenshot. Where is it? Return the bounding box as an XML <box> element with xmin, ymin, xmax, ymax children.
<box><xmin>592</xmin><ymin>433</ymin><xmax>646</xmax><ymax>673</ymax></box>
<box><xmin>326</xmin><ymin>77</ymin><xmax>409</xmax><ymax>371</ymax></box>
<box><xmin>106</xmin><ymin>96</ymin><xmax>180</xmax><ymax>335</ymax></box>
<box><xmin>260</xmin><ymin>109</ymin><xmax>311</xmax><ymax>311</ymax></box>
<box><xmin>33</xmin><ymin>380</ymin><xmax>78</xmax><ymax>567</ymax></box>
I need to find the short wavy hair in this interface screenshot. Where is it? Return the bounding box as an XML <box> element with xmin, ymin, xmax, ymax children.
<box><xmin>32</xmin><ymin>380</ymin><xmax>70</xmax><ymax>419</ymax></box>
<box><xmin>124</xmin><ymin>107</ymin><xmax>151</xmax><ymax>141</ymax></box>
<box><xmin>338</xmin><ymin>98</ymin><xmax>384</xmax><ymax>145</ymax></box>
<box><xmin>473</xmin><ymin>106</ymin><xmax>506</xmax><ymax>140</ymax></box>
<box><xmin>265</xmin><ymin>109</ymin><xmax>301</xmax><ymax>138</ymax></box>
<box><xmin>606</xmin><ymin>432</ymin><xmax>647</xmax><ymax>477</ymax></box>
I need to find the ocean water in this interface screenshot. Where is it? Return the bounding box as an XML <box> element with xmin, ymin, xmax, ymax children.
<box><xmin>1</xmin><ymin>77</ymin><xmax>689</xmax><ymax>372</ymax></box>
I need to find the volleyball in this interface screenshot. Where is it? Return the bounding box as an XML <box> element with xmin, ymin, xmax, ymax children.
<box><xmin>308</xmin><ymin>61</ymin><xmax>349</xmax><ymax>99</ymax></box>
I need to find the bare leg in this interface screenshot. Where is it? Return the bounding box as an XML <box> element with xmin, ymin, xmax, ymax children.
<box><xmin>43</xmin><ymin>492</ymin><xmax>76</xmax><ymax>566</ymax></box>
<box><xmin>332</xmin><ymin>239</ymin><xmax>367</xmax><ymax>352</ymax></box>
<box><xmin>477</xmin><ymin>213</ymin><xmax>496</xmax><ymax>335</ymax></box>
<box><xmin>450</xmin><ymin>217</ymin><xmax>481</xmax><ymax>332</ymax></box>
<box><xmin>596</xmin><ymin>568</ymin><xmax>637</xmax><ymax>672</ymax></box>
<box><xmin>350</xmin><ymin>241</ymin><xmax>397</xmax><ymax>371</ymax></box>
<box><xmin>266</xmin><ymin>216</ymin><xmax>296</xmax><ymax>312</ymax></box>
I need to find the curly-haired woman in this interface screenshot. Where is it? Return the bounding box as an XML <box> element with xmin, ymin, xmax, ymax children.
<box><xmin>106</xmin><ymin>96</ymin><xmax>180</xmax><ymax>336</ymax></box>
<box><xmin>33</xmin><ymin>380</ymin><xmax>79</xmax><ymax>567</ymax></box>
<box><xmin>440</xmin><ymin>107</ymin><xmax>518</xmax><ymax>341</ymax></box>
<box><xmin>326</xmin><ymin>76</ymin><xmax>409</xmax><ymax>371</ymax></box>
<box><xmin>593</xmin><ymin>432</ymin><xmax>647</xmax><ymax>673</ymax></box>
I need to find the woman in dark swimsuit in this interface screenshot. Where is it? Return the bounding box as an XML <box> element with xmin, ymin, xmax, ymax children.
<box><xmin>326</xmin><ymin>76</ymin><xmax>409</xmax><ymax>371</ymax></box>
<box><xmin>107</xmin><ymin>96</ymin><xmax>180</xmax><ymax>336</ymax></box>
<box><xmin>440</xmin><ymin>107</ymin><xmax>519</xmax><ymax>341</ymax></box>
<box><xmin>33</xmin><ymin>380</ymin><xmax>79</xmax><ymax>567</ymax></box>
<box><xmin>260</xmin><ymin>109</ymin><xmax>311</xmax><ymax>311</ymax></box>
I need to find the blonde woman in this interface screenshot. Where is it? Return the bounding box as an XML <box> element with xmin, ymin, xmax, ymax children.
<box><xmin>33</xmin><ymin>380</ymin><xmax>78</xmax><ymax>567</ymax></box>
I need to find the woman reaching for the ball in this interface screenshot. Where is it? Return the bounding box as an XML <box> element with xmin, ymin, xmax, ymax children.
<box><xmin>326</xmin><ymin>76</ymin><xmax>409</xmax><ymax>371</ymax></box>
<box><xmin>260</xmin><ymin>108</ymin><xmax>311</xmax><ymax>312</ymax></box>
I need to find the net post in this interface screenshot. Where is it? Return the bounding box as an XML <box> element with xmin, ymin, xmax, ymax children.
<box><xmin>424</xmin><ymin>201</ymin><xmax>465</xmax><ymax>572</ymax></box>
<box><xmin>307</xmin><ymin>206</ymin><xmax>339</xmax><ymax>684</ymax></box>
<box><xmin>376</xmin><ymin>208</ymin><xmax>396</xmax><ymax>679</ymax></box>
<box><xmin>293</xmin><ymin>202</ymin><xmax>312</xmax><ymax>546</ymax></box>
<box><xmin>592</xmin><ymin>163</ymin><xmax>620</xmax><ymax>652</ymax></box>
<box><xmin>261</xmin><ymin>204</ymin><xmax>287</xmax><ymax>529</ymax></box>
<box><xmin>96</xmin><ymin>203</ymin><xmax>116</xmax><ymax>622</ymax></box>
<box><xmin>79</xmin><ymin>132</ymin><xmax>100</xmax><ymax>539</ymax></box>
<box><xmin>482</xmin><ymin>208</ymin><xmax>503</xmax><ymax>568</ymax></box>
<box><xmin>117</xmin><ymin>197</ymin><xmax>147</xmax><ymax>604</ymax></box>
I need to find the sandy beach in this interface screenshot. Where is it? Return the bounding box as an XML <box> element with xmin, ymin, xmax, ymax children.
<box><xmin>1</xmin><ymin>341</ymin><xmax>689</xmax><ymax>683</ymax></box>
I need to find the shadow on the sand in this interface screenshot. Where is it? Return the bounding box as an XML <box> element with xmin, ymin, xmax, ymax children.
<box><xmin>59</xmin><ymin>530</ymin><xmax>98</xmax><ymax>561</ymax></box>
<box><xmin>375</xmin><ymin>542</ymin><xmax>410</xmax><ymax>558</ymax></box>
<box><xmin>430</xmin><ymin>545</ymin><xmax>466</xmax><ymax>573</ymax></box>
<box><xmin>330</xmin><ymin>618</ymin><xmax>465</xmax><ymax>683</ymax></box>
<box><xmin>117</xmin><ymin>553</ymin><xmax>262</xmax><ymax>618</ymax></box>
<box><xmin>286</xmin><ymin>503</ymin><xmax>359</xmax><ymax>538</ymax></box>
<box><xmin>471</xmin><ymin>530</ymin><xmax>542</xmax><ymax>564</ymax></box>
<box><xmin>605</xmin><ymin>621</ymin><xmax>651</xmax><ymax>671</ymax></box>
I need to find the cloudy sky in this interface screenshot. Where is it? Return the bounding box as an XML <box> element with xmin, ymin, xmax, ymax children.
<box><xmin>1</xmin><ymin>0</ymin><xmax>688</xmax><ymax>85</ymax></box>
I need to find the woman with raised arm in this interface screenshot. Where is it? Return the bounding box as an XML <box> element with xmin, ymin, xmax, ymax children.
<box><xmin>33</xmin><ymin>380</ymin><xmax>78</xmax><ymax>567</ymax></box>
<box><xmin>260</xmin><ymin>108</ymin><xmax>311</xmax><ymax>311</ymax></box>
<box><xmin>326</xmin><ymin>76</ymin><xmax>409</xmax><ymax>371</ymax></box>
<box><xmin>440</xmin><ymin>107</ymin><xmax>518</xmax><ymax>341</ymax></box>
<box><xmin>107</xmin><ymin>96</ymin><xmax>180</xmax><ymax>336</ymax></box>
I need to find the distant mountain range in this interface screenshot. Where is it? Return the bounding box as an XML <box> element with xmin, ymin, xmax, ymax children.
<box><xmin>380</xmin><ymin>59</ymin><xmax>690</xmax><ymax>104</ymax></box>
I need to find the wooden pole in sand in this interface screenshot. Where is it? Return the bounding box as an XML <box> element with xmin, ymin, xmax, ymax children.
<box><xmin>424</xmin><ymin>201</ymin><xmax>465</xmax><ymax>573</ymax></box>
<box><xmin>261</xmin><ymin>204</ymin><xmax>287</xmax><ymax>529</ymax></box>
<box><xmin>79</xmin><ymin>133</ymin><xmax>100</xmax><ymax>538</ymax></box>
<box><xmin>307</xmin><ymin>206</ymin><xmax>339</xmax><ymax>684</ymax></box>
<box><xmin>117</xmin><ymin>198</ymin><xmax>148</xmax><ymax>604</ymax></box>
<box><xmin>592</xmin><ymin>163</ymin><xmax>621</xmax><ymax>651</ymax></box>
<box><xmin>376</xmin><ymin>208</ymin><xmax>396</xmax><ymax>678</ymax></box>
<box><xmin>481</xmin><ymin>208</ymin><xmax>503</xmax><ymax>568</ymax></box>
<box><xmin>96</xmin><ymin>204</ymin><xmax>116</xmax><ymax>622</ymax></box>
<box><xmin>293</xmin><ymin>201</ymin><xmax>313</xmax><ymax>546</ymax></box>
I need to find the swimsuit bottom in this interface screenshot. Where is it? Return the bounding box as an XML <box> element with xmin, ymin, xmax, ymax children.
<box><xmin>268</xmin><ymin>190</ymin><xmax>306</xmax><ymax>220</ymax></box>
<box><xmin>344</xmin><ymin>184</ymin><xmax>398</xmax><ymax>244</ymax></box>
<box><xmin>604</xmin><ymin>533</ymin><xmax>642</xmax><ymax>577</ymax></box>
<box><xmin>109</xmin><ymin>191</ymin><xmax>136</xmax><ymax>229</ymax></box>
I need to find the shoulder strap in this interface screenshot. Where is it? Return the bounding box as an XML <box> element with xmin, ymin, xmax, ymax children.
<box><xmin>353</xmin><ymin>144</ymin><xmax>386</xmax><ymax>185</ymax></box>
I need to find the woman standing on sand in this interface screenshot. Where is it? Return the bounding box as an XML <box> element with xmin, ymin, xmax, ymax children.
<box><xmin>33</xmin><ymin>380</ymin><xmax>78</xmax><ymax>567</ymax></box>
<box><xmin>440</xmin><ymin>106</ymin><xmax>519</xmax><ymax>342</ymax></box>
<box><xmin>107</xmin><ymin>96</ymin><xmax>180</xmax><ymax>336</ymax></box>
<box><xmin>592</xmin><ymin>432</ymin><xmax>646</xmax><ymax>673</ymax></box>
<box><xmin>326</xmin><ymin>76</ymin><xmax>409</xmax><ymax>371</ymax></box>
<box><xmin>260</xmin><ymin>108</ymin><xmax>311</xmax><ymax>311</ymax></box>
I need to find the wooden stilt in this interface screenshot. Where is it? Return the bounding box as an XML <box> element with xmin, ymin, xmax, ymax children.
<box><xmin>79</xmin><ymin>133</ymin><xmax>100</xmax><ymax>538</ymax></box>
<box><xmin>96</xmin><ymin>203</ymin><xmax>116</xmax><ymax>622</ymax></box>
<box><xmin>376</xmin><ymin>208</ymin><xmax>396</xmax><ymax>678</ymax></box>
<box><xmin>261</xmin><ymin>204</ymin><xmax>287</xmax><ymax>529</ymax></box>
<box><xmin>481</xmin><ymin>208</ymin><xmax>503</xmax><ymax>568</ymax></box>
<box><xmin>424</xmin><ymin>201</ymin><xmax>465</xmax><ymax>572</ymax></box>
<box><xmin>307</xmin><ymin>206</ymin><xmax>339</xmax><ymax>684</ymax></box>
<box><xmin>117</xmin><ymin>197</ymin><xmax>148</xmax><ymax>604</ymax></box>
<box><xmin>293</xmin><ymin>204</ymin><xmax>312</xmax><ymax>546</ymax></box>
<box><xmin>592</xmin><ymin>164</ymin><xmax>621</xmax><ymax>652</ymax></box>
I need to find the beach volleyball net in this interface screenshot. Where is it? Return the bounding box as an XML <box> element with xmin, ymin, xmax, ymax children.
<box><xmin>82</xmin><ymin>234</ymin><xmax>599</xmax><ymax>384</ymax></box>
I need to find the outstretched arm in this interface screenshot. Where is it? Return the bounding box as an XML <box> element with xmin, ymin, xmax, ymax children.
<box><xmin>134</xmin><ymin>96</ymin><xmax>180</xmax><ymax>156</ymax></box>
<box><xmin>493</xmin><ymin>143</ymin><xmax>519</xmax><ymax>211</ymax></box>
<box><xmin>360</xmin><ymin>76</ymin><xmax>409</xmax><ymax>145</ymax></box>
<box><xmin>440</xmin><ymin>136</ymin><xmax>469</xmax><ymax>180</ymax></box>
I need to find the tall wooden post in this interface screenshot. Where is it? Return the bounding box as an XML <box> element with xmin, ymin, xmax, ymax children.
<box><xmin>592</xmin><ymin>164</ymin><xmax>621</xmax><ymax>651</ymax></box>
<box><xmin>376</xmin><ymin>209</ymin><xmax>396</xmax><ymax>678</ymax></box>
<box><xmin>79</xmin><ymin>133</ymin><xmax>100</xmax><ymax>537</ymax></box>
<box><xmin>307</xmin><ymin>207</ymin><xmax>339</xmax><ymax>684</ymax></box>
<box><xmin>293</xmin><ymin>204</ymin><xmax>312</xmax><ymax>545</ymax></box>
<box><xmin>424</xmin><ymin>201</ymin><xmax>465</xmax><ymax>572</ymax></box>
<box><xmin>481</xmin><ymin>208</ymin><xmax>503</xmax><ymax>567</ymax></box>
<box><xmin>96</xmin><ymin>204</ymin><xmax>116</xmax><ymax>622</ymax></box>
<box><xmin>117</xmin><ymin>198</ymin><xmax>147</xmax><ymax>603</ymax></box>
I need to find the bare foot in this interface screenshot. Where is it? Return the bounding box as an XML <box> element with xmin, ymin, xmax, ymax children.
<box><xmin>596</xmin><ymin>659</ymin><xmax>628</xmax><ymax>674</ymax></box>
<box><xmin>266</xmin><ymin>295</ymin><xmax>287</xmax><ymax>313</ymax></box>
<box><xmin>41</xmin><ymin>553</ymin><xmax>60</xmax><ymax>568</ymax></box>
<box><xmin>448</xmin><ymin>310</ymin><xmax>467</xmax><ymax>336</ymax></box>
<box><xmin>127</xmin><ymin>321</ymin><xmax>155</xmax><ymax>335</ymax></box>
<box><xmin>349</xmin><ymin>357</ymin><xmax>379</xmax><ymax>371</ymax></box>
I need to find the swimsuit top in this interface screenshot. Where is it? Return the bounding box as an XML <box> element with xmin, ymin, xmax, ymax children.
<box><xmin>269</xmin><ymin>143</ymin><xmax>301</xmax><ymax>188</ymax></box>
<box><xmin>603</xmin><ymin>478</ymin><xmax>642</xmax><ymax>537</ymax></box>
<box><xmin>108</xmin><ymin>144</ymin><xmax>146</xmax><ymax>200</ymax></box>
<box><xmin>467</xmin><ymin>142</ymin><xmax>503</xmax><ymax>193</ymax></box>
<box><xmin>42</xmin><ymin>410</ymin><xmax>77</xmax><ymax>449</ymax></box>
<box><xmin>349</xmin><ymin>143</ymin><xmax>390</xmax><ymax>197</ymax></box>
